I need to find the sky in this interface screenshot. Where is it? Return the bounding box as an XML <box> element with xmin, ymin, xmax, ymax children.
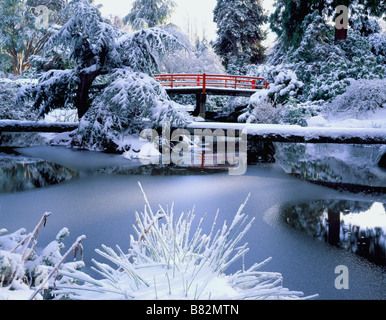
<box><xmin>94</xmin><ymin>0</ymin><xmax>277</xmax><ymax>47</ymax></box>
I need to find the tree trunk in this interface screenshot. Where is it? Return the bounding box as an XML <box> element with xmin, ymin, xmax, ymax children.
<box><xmin>327</xmin><ymin>209</ymin><xmax>341</xmax><ymax>246</ymax></box>
<box><xmin>75</xmin><ymin>69</ymin><xmax>101</xmax><ymax>119</ymax></box>
<box><xmin>334</xmin><ymin>27</ymin><xmax>348</xmax><ymax>42</ymax></box>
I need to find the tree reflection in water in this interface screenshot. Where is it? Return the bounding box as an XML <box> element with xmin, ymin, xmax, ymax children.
<box><xmin>0</xmin><ymin>150</ymin><xmax>77</xmax><ymax>193</ymax></box>
<box><xmin>274</xmin><ymin>143</ymin><xmax>386</xmax><ymax>190</ymax></box>
<box><xmin>282</xmin><ymin>200</ymin><xmax>386</xmax><ymax>266</ymax></box>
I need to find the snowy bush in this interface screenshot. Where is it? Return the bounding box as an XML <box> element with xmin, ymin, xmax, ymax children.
<box><xmin>238</xmin><ymin>90</ymin><xmax>282</xmax><ymax>124</ymax></box>
<box><xmin>350</xmin><ymin>9</ymin><xmax>382</xmax><ymax>37</ymax></box>
<box><xmin>280</xmin><ymin>100</ymin><xmax>323</xmax><ymax>126</ymax></box>
<box><xmin>1</xmin><ymin>185</ymin><xmax>318</xmax><ymax>300</ymax></box>
<box><xmin>241</xmin><ymin>65</ymin><xmax>307</xmax><ymax>125</ymax></box>
<box><xmin>247</xmin><ymin>64</ymin><xmax>304</xmax><ymax>104</ymax></box>
<box><xmin>0</xmin><ymin>213</ymin><xmax>85</xmax><ymax>300</ymax></box>
<box><xmin>0</xmin><ymin>78</ymin><xmax>38</xmax><ymax>120</ymax></box>
<box><xmin>368</xmin><ymin>33</ymin><xmax>386</xmax><ymax>58</ymax></box>
<box><xmin>266</xmin><ymin>69</ymin><xmax>304</xmax><ymax>105</ymax></box>
<box><xmin>53</xmin><ymin>183</ymin><xmax>317</xmax><ymax>300</ymax></box>
<box><xmin>323</xmin><ymin>78</ymin><xmax>386</xmax><ymax>120</ymax></box>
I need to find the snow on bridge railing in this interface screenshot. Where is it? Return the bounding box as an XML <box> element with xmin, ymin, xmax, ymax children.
<box><xmin>154</xmin><ymin>73</ymin><xmax>269</xmax><ymax>94</ymax></box>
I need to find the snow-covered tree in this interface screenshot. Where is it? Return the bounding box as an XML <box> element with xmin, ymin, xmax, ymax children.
<box><xmin>161</xmin><ymin>28</ymin><xmax>225</xmax><ymax>75</ymax></box>
<box><xmin>123</xmin><ymin>0</ymin><xmax>176</xmax><ymax>30</ymax></box>
<box><xmin>287</xmin><ymin>11</ymin><xmax>385</xmax><ymax>101</ymax></box>
<box><xmin>17</xmin><ymin>0</ymin><xmax>186</xmax><ymax>151</ymax></box>
<box><xmin>270</xmin><ymin>0</ymin><xmax>385</xmax><ymax>50</ymax></box>
<box><xmin>269</xmin><ymin>0</ymin><xmax>327</xmax><ymax>50</ymax></box>
<box><xmin>213</xmin><ymin>0</ymin><xmax>268</xmax><ymax>74</ymax></box>
<box><xmin>0</xmin><ymin>0</ymin><xmax>65</xmax><ymax>75</ymax></box>
<box><xmin>267</xmin><ymin>10</ymin><xmax>385</xmax><ymax>99</ymax></box>
<box><xmin>241</xmin><ymin>9</ymin><xmax>385</xmax><ymax>126</ymax></box>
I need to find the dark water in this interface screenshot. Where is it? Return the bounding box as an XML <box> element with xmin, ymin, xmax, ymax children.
<box><xmin>282</xmin><ymin>200</ymin><xmax>386</xmax><ymax>266</ymax></box>
<box><xmin>0</xmin><ymin>145</ymin><xmax>385</xmax><ymax>300</ymax></box>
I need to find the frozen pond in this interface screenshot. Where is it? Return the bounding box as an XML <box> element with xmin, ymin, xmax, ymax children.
<box><xmin>0</xmin><ymin>145</ymin><xmax>385</xmax><ymax>300</ymax></box>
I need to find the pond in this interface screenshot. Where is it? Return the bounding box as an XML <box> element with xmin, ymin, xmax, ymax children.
<box><xmin>0</xmin><ymin>148</ymin><xmax>77</xmax><ymax>192</ymax></box>
<box><xmin>282</xmin><ymin>200</ymin><xmax>386</xmax><ymax>266</ymax></box>
<box><xmin>0</xmin><ymin>144</ymin><xmax>385</xmax><ymax>300</ymax></box>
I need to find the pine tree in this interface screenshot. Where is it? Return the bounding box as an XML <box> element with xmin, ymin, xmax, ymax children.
<box><xmin>213</xmin><ymin>0</ymin><xmax>268</xmax><ymax>74</ymax></box>
<box><xmin>269</xmin><ymin>0</ymin><xmax>327</xmax><ymax>50</ymax></box>
<box><xmin>270</xmin><ymin>0</ymin><xmax>385</xmax><ymax>49</ymax></box>
<box><xmin>123</xmin><ymin>0</ymin><xmax>176</xmax><ymax>30</ymax></box>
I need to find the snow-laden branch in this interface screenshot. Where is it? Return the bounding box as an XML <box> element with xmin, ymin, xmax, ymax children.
<box><xmin>28</xmin><ymin>235</ymin><xmax>86</xmax><ymax>300</ymax></box>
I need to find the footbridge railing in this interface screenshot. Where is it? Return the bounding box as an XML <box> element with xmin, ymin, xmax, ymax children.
<box><xmin>154</xmin><ymin>73</ymin><xmax>269</xmax><ymax>94</ymax></box>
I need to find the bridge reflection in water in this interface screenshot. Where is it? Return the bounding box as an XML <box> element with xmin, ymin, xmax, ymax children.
<box><xmin>282</xmin><ymin>200</ymin><xmax>386</xmax><ymax>266</ymax></box>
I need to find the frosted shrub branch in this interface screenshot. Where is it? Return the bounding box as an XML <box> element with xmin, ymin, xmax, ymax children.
<box><xmin>53</xmin><ymin>183</ymin><xmax>318</xmax><ymax>300</ymax></box>
<box><xmin>28</xmin><ymin>235</ymin><xmax>86</xmax><ymax>300</ymax></box>
<box><xmin>1</xmin><ymin>213</ymin><xmax>86</xmax><ymax>300</ymax></box>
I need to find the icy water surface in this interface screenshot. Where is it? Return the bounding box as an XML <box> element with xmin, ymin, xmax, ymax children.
<box><xmin>0</xmin><ymin>145</ymin><xmax>385</xmax><ymax>300</ymax></box>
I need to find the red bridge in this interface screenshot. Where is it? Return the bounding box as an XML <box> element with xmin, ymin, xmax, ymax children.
<box><xmin>154</xmin><ymin>73</ymin><xmax>269</xmax><ymax>116</ymax></box>
<box><xmin>155</xmin><ymin>73</ymin><xmax>269</xmax><ymax>94</ymax></box>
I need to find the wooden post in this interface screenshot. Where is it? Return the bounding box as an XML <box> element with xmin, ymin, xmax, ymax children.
<box><xmin>335</xmin><ymin>27</ymin><xmax>348</xmax><ymax>42</ymax></box>
<box><xmin>202</xmin><ymin>73</ymin><xmax>206</xmax><ymax>94</ymax></box>
<box><xmin>193</xmin><ymin>93</ymin><xmax>207</xmax><ymax>118</ymax></box>
<box><xmin>328</xmin><ymin>209</ymin><xmax>341</xmax><ymax>246</ymax></box>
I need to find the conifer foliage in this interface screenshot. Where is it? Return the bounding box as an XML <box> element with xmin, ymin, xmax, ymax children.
<box><xmin>123</xmin><ymin>0</ymin><xmax>176</xmax><ymax>30</ymax></box>
<box><xmin>213</xmin><ymin>0</ymin><xmax>268</xmax><ymax>74</ymax></box>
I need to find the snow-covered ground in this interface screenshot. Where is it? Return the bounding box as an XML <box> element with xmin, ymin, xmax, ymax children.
<box><xmin>307</xmin><ymin>108</ymin><xmax>386</xmax><ymax>129</ymax></box>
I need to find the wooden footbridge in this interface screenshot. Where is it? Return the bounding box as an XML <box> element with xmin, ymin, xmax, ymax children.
<box><xmin>154</xmin><ymin>73</ymin><xmax>269</xmax><ymax>116</ymax></box>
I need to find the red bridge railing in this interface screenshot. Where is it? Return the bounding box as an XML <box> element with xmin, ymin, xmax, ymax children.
<box><xmin>154</xmin><ymin>73</ymin><xmax>269</xmax><ymax>94</ymax></box>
